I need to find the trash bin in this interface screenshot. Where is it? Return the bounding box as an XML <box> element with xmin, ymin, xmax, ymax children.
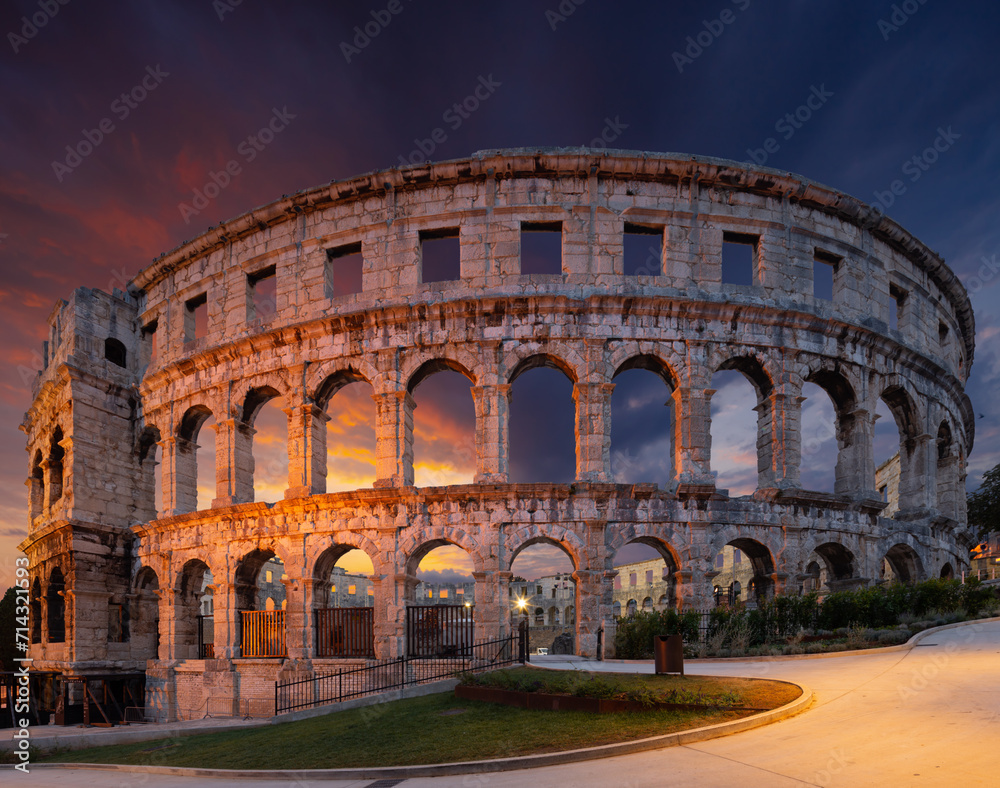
<box><xmin>653</xmin><ymin>634</ymin><xmax>684</xmax><ymax>675</ymax></box>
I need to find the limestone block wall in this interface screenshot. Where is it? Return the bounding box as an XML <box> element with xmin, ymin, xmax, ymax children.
<box><xmin>19</xmin><ymin>149</ymin><xmax>976</xmax><ymax>716</ymax></box>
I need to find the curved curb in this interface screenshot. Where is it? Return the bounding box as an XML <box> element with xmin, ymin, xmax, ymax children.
<box><xmin>34</xmin><ymin>681</ymin><xmax>813</xmax><ymax>781</ymax></box>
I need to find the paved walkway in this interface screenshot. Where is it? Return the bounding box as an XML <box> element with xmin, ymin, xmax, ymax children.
<box><xmin>19</xmin><ymin>619</ymin><xmax>1000</xmax><ymax>787</ymax></box>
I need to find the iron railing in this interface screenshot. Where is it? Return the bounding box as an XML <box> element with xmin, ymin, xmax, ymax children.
<box><xmin>406</xmin><ymin>604</ymin><xmax>474</xmax><ymax>657</ymax></box>
<box><xmin>240</xmin><ymin>610</ymin><xmax>286</xmax><ymax>657</ymax></box>
<box><xmin>315</xmin><ymin>607</ymin><xmax>375</xmax><ymax>658</ymax></box>
<box><xmin>197</xmin><ymin>615</ymin><xmax>214</xmax><ymax>659</ymax></box>
<box><xmin>276</xmin><ymin>625</ymin><xmax>525</xmax><ymax>715</ymax></box>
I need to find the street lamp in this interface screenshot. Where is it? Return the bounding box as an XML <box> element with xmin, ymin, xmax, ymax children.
<box><xmin>515</xmin><ymin>596</ymin><xmax>529</xmax><ymax>662</ymax></box>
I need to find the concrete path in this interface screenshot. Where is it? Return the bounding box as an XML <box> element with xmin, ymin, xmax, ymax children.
<box><xmin>20</xmin><ymin>619</ymin><xmax>1000</xmax><ymax>787</ymax></box>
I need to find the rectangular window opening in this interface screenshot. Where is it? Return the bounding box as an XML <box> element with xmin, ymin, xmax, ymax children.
<box><xmin>142</xmin><ymin>320</ymin><xmax>158</xmax><ymax>365</ymax></box>
<box><xmin>939</xmin><ymin>322</ymin><xmax>949</xmax><ymax>346</ymax></box>
<box><xmin>623</xmin><ymin>223</ymin><xmax>663</xmax><ymax>276</ymax></box>
<box><xmin>440</xmin><ymin>589</ymin><xmax>449</xmax><ymax>599</ymax></box>
<box><xmin>813</xmin><ymin>250</ymin><xmax>840</xmax><ymax>301</ymax></box>
<box><xmin>889</xmin><ymin>284</ymin><xmax>906</xmax><ymax>331</ymax></box>
<box><xmin>646</xmin><ymin>570</ymin><xmax>653</xmax><ymax>584</ymax></box>
<box><xmin>721</xmin><ymin>232</ymin><xmax>758</xmax><ymax>287</ymax></box>
<box><xmin>348</xmin><ymin>585</ymin><xmax>356</xmax><ymax>595</ymax></box>
<box><xmin>249</xmin><ymin>266</ymin><xmax>277</xmax><ymax>322</ymax></box>
<box><xmin>326</xmin><ymin>243</ymin><xmax>364</xmax><ymax>298</ymax></box>
<box><xmin>520</xmin><ymin>221</ymin><xmax>563</xmax><ymax>276</ymax></box>
<box><xmin>185</xmin><ymin>293</ymin><xmax>208</xmax><ymax>343</ymax></box>
<box><xmin>419</xmin><ymin>228</ymin><xmax>461</xmax><ymax>283</ymax></box>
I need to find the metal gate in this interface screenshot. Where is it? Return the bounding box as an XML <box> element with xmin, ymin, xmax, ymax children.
<box><xmin>315</xmin><ymin>608</ymin><xmax>375</xmax><ymax>657</ymax></box>
<box><xmin>406</xmin><ymin>605</ymin><xmax>474</xmax><ymax>657</ymax></box>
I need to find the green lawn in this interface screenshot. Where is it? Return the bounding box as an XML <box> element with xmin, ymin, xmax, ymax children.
<box><xmin>41</xmin><ymin>673</ymin><xmax>801</xmax><ymax>770</ymax></box>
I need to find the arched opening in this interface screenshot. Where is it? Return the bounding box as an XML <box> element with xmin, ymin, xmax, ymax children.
<box><xmin>641</xmin><ymin>596</ymin><xmax>653</xmax><ymax>611</ymax></box>
<box><xmin>46</xmin><ymin>567</ymin><xmax>66</xmax><ymax>643</ymax></box>
<box><xmin>178</xmin><ymin>405</ymin><xmax>215</xmax><ymax>512</ymax></box>
<box><xmin>408</xmin><ymin>361</ymin><xmax>476</xmax><ymax>487</ymax></box>
<box><xmin>714</xmin><ymin>539</ymin><xmax>774</xmax><ymax>606</ymax></box>
<box><xmin>803</xmin><ymin>561</ymin><xmax>822</xmax><ymax>593</ymax></box>
<box><xmin>940</xmin><ymin>562</ymin><xmax>954</xmax><ymax>579</ymax></box>
<box><xmin>176</xmin><ymin>560</ymin><xmax>213</xmax><ymax>659</ymax></box>
<box><xmin>317</xmin><ymin>372</ymin><xmax>377</xmax><ymax>492</ymax></box>
<box><xmin>407</xmin><ymin>541</ymin><xmax>476</xmax><ymax>656</ymax></box>
<box><xmin>626</xmin><ymin>599</ymin><xmax>637</xmax><ymax>616</ymax></box>
<box><xmin>612</xmin><ymin>601</ymin><xmax>622</xmax><ymax>617</ymax></box>
<box><xmin>510</xmin><ymin>538</ymin><xmax>577</xmax><ymax>656</ymax></box>
<box><xmin>883</xmin><ymin>543</ymin><xmax>923</xmax><ymax>584</ymax></box>
<box><xmin>234</xmin><ymin>549</ymin><xmax>286</xmax><ymax>657</ymax></box>
<box><xmin>710</xmin><ymin>368</ymin><xmax>763</xmax><ymax>495</ymax></box>
<box><xmin>133</xmin><ymin>568</ymin><xmax>160</xmax><ymax>661</ymax></box>
<box><xmin>313</xmin><ymin>545</ymin><xmax>376</xmax><ymax>657</ymax></box>
<box><xmin>104</xmin><ymin>337</ymin><xmax>127</xmax><ymax>368</ymax></box>
<box><xmin>243</xmin><ymin>387</ymin><xmax>288</xmax><ymax>503</ymax></box>
<box><xmin>611</xmin><ymin>538</ymin><xmax>678</xmax><ymax>619</ymax></box>
<box><xmin>29</xmin><ymin>450</ymin><xmax>44</xmax><ymax>519</ymax></box>
<box><xmin>137</xmin><ymin>428</ymin><xmax>162</xmax><ymax>520</ymax></box>
<box><xmin>48</xmin><ymin>428</ymin><xmax>65</xmax><ymax>506</ymax></box>
<box><xmin>30</xmin><ymin>577</ymin><xmax>42</xmax><ymax>644</ymax></box>
<box><xmin>875</xmin><ymin>386</ymin><xmax>918</xmax><ymax>516</ymax></box>
<box><xmin>806</xmin><ymin>542</ymin><xmax>856</xmax><ymax>593</ymax></box>
<box><xmin>610</xmin><ymin>358</ymin><xmax>677</xmax><ymax>484</ymax></box>
<box><xmin>509</xmin><ymin>357</ymin><xmax>576</xmax><ymax>483</ymax></box>
<box><xmin>799</xmin><ymin>382</ymin><xmax>838</xmax><ymax>492</ymax></box>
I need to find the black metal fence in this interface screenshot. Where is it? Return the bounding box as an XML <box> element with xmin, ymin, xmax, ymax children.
<box><xmin>276</xmin><ymin>625</ymin><xmax>524</xmax><ymax>715</ymax></box>
<box><xmin>197</xmin><ymin>615</ymin><xmax>214</xmax><ymax>659</ymax></box>
<box><xmin>315</xmin><ymin>607</ymin><xmax>375</xmax><ymax>657</ymax></box>
<box><xmin>406</xmin><ymin>604</ymin><xmax>474</xmax><ymax>657</ymax></box>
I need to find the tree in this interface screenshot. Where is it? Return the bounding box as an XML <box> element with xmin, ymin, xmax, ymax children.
<box><xmin>967</xmin><ymin>463</ymin><xmax>1000</xmax><ymax>540</ymax></box>
<box><xmin>0</xmin><ymin>587</ymin><xmax>17</xmax><ymax>672</ymax></box>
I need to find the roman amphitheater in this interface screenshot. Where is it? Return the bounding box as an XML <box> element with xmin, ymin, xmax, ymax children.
<box><xmin>20</xmin><ymin>148</ymin><xmax>975</xmax><ymax>720</ymax></box>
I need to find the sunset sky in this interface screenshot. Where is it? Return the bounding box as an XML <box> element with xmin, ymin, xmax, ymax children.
<box><xmin>3</xmin><ymin>1</ymin><xmax>999</xmax><ymax>587</ymax></box>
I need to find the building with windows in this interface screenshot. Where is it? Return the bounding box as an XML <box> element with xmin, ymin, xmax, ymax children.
<box><xmin>19</xmin><ymin>149</ymin><xmax>975</xmax><ymax>720</ymax></box>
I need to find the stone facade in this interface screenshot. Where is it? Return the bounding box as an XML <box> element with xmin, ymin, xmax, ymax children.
<box><xmin>19</xmin><ymin>148</ymin><xmax>976</xmax><ymax>720</ymax></box>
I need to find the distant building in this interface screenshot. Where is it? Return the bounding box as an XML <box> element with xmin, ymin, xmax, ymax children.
<box><xmin>508</xmin><ymin>573</ymin><xmax>576</xmax><ymax>626</ymax></box>
<box><xmin>876</xmin><ymin>452</ymin><xmax>901</xmax><ymax>518</ymax></box>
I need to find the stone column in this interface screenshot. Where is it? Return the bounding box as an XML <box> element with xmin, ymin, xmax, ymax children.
<box><xmin>159</xmin><ymin>436</ymin><xmax>185</xmax><ymax>515</ymax></box>
<box><xmin>899</xmin><ymin>433</ymin><xmax>935</xmax><ymax>515</ymax></box>
<box><xmin>212</xmin><ymin>581</ymin><xmax>239</xmax><ymax>660</ymax></box>
<box><xmin>572</xmin><ymin>569</ymin><xmax>604</xmax><ymax>657</ymax></box>
<box><xmin>674</xmin><ymin>555</ymin><xmax>713</xmax><ymax>611</ymax></box>
<box><xmin>758</xmin><ymin>389</ymin><xmax>802</xmax><ymax>490</ymax></box>
<box><xmin>471</xmin><ymin>384</ymin><xmax>511</xmax><ymax>483</ymax></box>
<box><xmin>295</xmin><ymin>578</ymin><xmax>319</xmax><ymax>659</ymax></box>
<box><xmin>386</xmin><ymin>572</ymin><xmax>419</xmax><ymax>659</ymax></box>
<box><xmin>212</xmin><ymin>420</ymin><xmax>254</xmax><ymax>507</ymax></box>
<box><xmin>836</xmin><ymin>407</ymin><xmax>877</xmax><ymax>498</ymax></box>
<box><xmin>573</xmin><ymin>382</ymin><xmax>615</xmax><ymax>482</ymax></box>
<box><xmin>285</xmin><ymin>403</ymin><xmax>329</xmax><ymax>499</ymax></box>
<box><xmin>372</xmin><ymin>391</ymin><xmax>415</xmax><ymax>488</ymax></box>
<box><xmin>371</xmin><ymin>573</ymin><xmax>402</xmax><ymax>660</ymax></box>
<box><xmin>471</xmin><ymin>569</ymin><xmax>506</xmax><ymax>643</ymax></box>
<box><xmin>282</xmin><ymin>575</ymin><xmax>311</xmax><ymax>662</ymax></box>
<box><xmin>673</xmin><ymin>385</ymin><xmax>717</xmax><ymax>491</ymax></box>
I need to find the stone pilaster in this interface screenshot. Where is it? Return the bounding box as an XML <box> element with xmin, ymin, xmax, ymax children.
<box><xmin>372</xmin><ymin>391</ymin><xmax>415</xmax><ymax>488</ymax></box>
<box><xmin>572</xmin><ymin>569</ymin><xmax>605</xmax><ymax>657</ymax></box>
<box><xmin>673</xmin><ymin>385</ymin><xmax>716</xmax><ymax>489</ymax></box>
<box><xmin>285</xmin><ymin>403</ymin><xmax>329</xmax><ymax>498</ymax></box>
<box><xmin>837</xmin><ymin>407</ymin><xmax>877</xmax><ymax>498</ymax></box>
<box><xmin>212</xmin><ymin>419</ymin><xmax>254</xmax><ymax>507</ymax></box>
<box><xmin>573</xmin><ymin>382</ymin><xmax>614</xmax><ymax>482</ymax></box>
<box><xmin>471</xmin><ymin>384</ymin><xmax>510</xmax><ymax>483</ymax></box>
<box><xmin>758</xmin><ymin>389</ymin><xmax>802</xmax><ymax>490</ymax></box>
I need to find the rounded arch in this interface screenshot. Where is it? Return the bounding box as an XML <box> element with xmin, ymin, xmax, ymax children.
<box><xmin>883</xmin><ymin>541</ymin><xmax>924</xmax><ymax>584</ymax></box>
<box><xmin>940</xmin><ymin>562</ymin><xmax>954</xmax><ymax>579</ymax></box>
<box><xmin>505</xmin><ymin>349</ymin><xmax>581</xmax><ymax>385</ymax></box>
<box><xmin>228</xmin><ymin>371</ymin><xmax>291</xmax><ymax>421</ymax></box>
<box><xmin>711</xmin><ymin>350</ymin><xmax>776</xmax><ymax>399</ymax></box>
<box><xmin>611</xmin><ymin>352</ymin><xmax>680</xmax><ymax>389</ymax></box>
<box><xmin>937</xmin><ymin>419</ymin><xmax>954</xmax><ymax>459</ymax></box>
<box><xmin>134</xmin><ymin>565</ymin><xmax>160</xmax><ymax>592</ymax></box>
<box><xmin>877</xmin><ymin>382</ymin><xmax>921</xmax><ymax>444</ymax></box>
<box><xmin>233</xmin><ymin>547</ymin><xmax>283</xmax><ymax>611</ymax></box>
<box><xmin>176</xmin><ymin>557</ymin><xmax>214</xmax><ymax>595</ymax></box>
<box><xmin>505</xmin><ymin>528</ymin><xmax>584</xmax><ymax>573</ymax></box>
<box><xmin>241</xmin><ymin>385</ymin><xmax>283</xmax><ymax>426</ymax></box>
<box><xmin>308</xmin><ymin>534</ymin><xmax>382</xmax><ymax>580</ymax></box>
<box><xmin>178</xmin><ymin>404</ymin><xmax>213</xmax><ymax>442</ymax></box>
<box><xmin>404</xmin><ymin>354</ymin><xmax>479</xmax><ymax>394</ymax></box>
<box><xmin>606</xmin><ymin>531</ymin><xmax>682</xmax><ymax>573</ymax></box>
<box><xmin>812</xmin><ymin>542</ymin><xmax>856</xmax><ymax>582</ymax></box>
<box><xmin>402</xmin><ymin>532</ymin><xmax>483</xmax><ymax>577</ymax></box>
<box><xmin>136</xmin><ymin>425</ymin><xmax>162</xmax><ymax>463</ymax></box>
<box><xmin>804</xmin><ymin>366</ymin><xmax>858</xmax><ymax>414</ymax></box>
<box><xmin>312</xmin><ymin>368</ymin><xmax>372</xmax><ymax>412</ymax></box>
<box><xmin>725</xmin><ymin>537</ymin><xmax>776</xmax><ymax>576</ymax></box>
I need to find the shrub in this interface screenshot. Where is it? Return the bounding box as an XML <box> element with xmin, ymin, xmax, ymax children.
<box><xmin>614</xmin><ymin>608</ymin><xmax>701</xmax><ymax>659</ymax></box>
